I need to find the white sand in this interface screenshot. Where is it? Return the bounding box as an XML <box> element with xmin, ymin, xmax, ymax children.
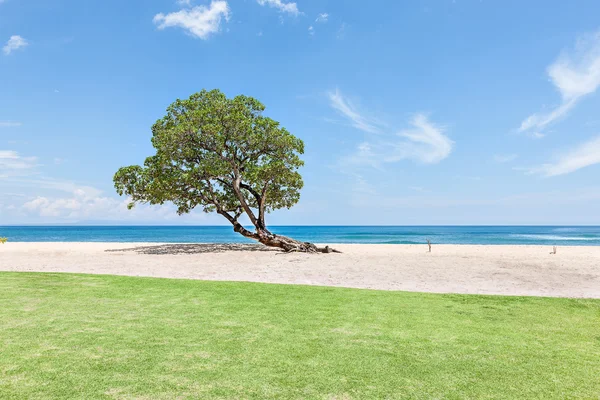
<box><xmin>1</xmin><ymin>242</ymin><xmax>599</xmax><ymax>298</ymax></box>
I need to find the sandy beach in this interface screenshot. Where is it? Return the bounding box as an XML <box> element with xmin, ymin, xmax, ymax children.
<box><xmin>2</xmin><ymin>242</ymin><xmax>599</xmax><ymax>298</ymax></box>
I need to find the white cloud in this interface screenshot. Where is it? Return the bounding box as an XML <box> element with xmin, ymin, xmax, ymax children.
<box><xmin>391</xmin><ymin>114</ymin><xmax>454</xmax><ymax>164</ymax></box>
<box><xmin>256</xmin><ymin>0</ymin><xmax>300</xmax><ymax>15</ymax></box>
<box><xmin>531</xmin><ymin>132</ymin><xmax>545</xmax><ymax>139</ymax></box>
<box><xmin>316</xmin><ymin>13</ymin><xmax>328</xmax><ymax>23</ymax></box>
<box><xmin>329</xmin><ymin>90</ymin><xmax>453</xmax><ymax>167</ymax></box>
<box><xmin>350</xmin><ymin>186</ymin><xmax>600</xmax><ymax>212</ymax></box>
<box><xmin>519</xmin><ymin>99</ymin><xmax>576</xmax><ymax>133</ymax></box>
<box><xmin>153</xmin><ymin>1</ymin><xmax>230</xmax><ymax>40</ymax></box>
<box><xmin>0</xmin><ymin>151</ymin><xmax>211</xmax><ymax>223</ymax></box>
<box><xmin>20</xmin><ymin>189</ymin><xmax>164</xmax><ymax>221</ymax></box>
<box><xmin>308</xmin><ymin>26</ymin><xmax>314</xmax><ymax>36</ymax></box>
<box><xmin>20</xmin><ymin>185</ymin><xmax>112</xmax><ymax>219</ymax></box>
<box><xmin>11</xmin><ymin>179</ymin><xmax>207</xmax><ymax>223</ymax></box>
<box><xmin>523</xmin><ymin>135</ymin><xmax>600</xmax><ymax>177</ymax></box>
<box><xmin>2</xmin><ymin>177</ymin><xmax>95</xmax><ymax>194</ymax></box>
<box><xmin>519</xmin><ymin>30</ymin><xmax>600</xmax><ymax>135</ymax></box>
<box><xmin>0</xmin><ymin>121</ymin><xmax>22</xmax><ymax>127</ymax></box>
<box><xmin>0</xmin><ymin>150</ymin><xmax>38</xmax><ymax>171</ymax></box>
<box><xmin>3</xmin><ymin>35</ymin><xmax>28</xmax><ymax>55</ymax></box>
<box><xmin>493</xmin><ymin>154</ymin><xmax>518</xmax><ymax>163</ymax></box>
<box><xmin>328</xmin><ymin>89</ymin><xmax>384</xmax><ymax>134</ymax></box>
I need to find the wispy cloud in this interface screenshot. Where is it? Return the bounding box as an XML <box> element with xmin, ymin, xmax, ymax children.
<box><xmin>390</xmin><ymin>114</ymin><xmax>454</xmax><ymax>164</ymax></box>
<box><xmin>519</xmin><ymin>30</ymin><xmax>600</xmax><ymax>136</ymax></box>
<box><xmin>153</xmin><ymin>0</ymin><xmax>230</xmax><ymax>40</ymax></box>
<box><xmin>0</xmin><ymin>151</ymin><xmax>210</xmax><ymax>223</ymax></box>
<box><xmin>315</xmin><ymin>13</ymin><xmax>329</xmax><ymax>23</ymax></box>
<box><xmin>256</xmin><ymin>0</ymin><xmax>300</xmax><ymax>16</ymax></box>
<box><xmin>308</xmin><ymin>26</ymin><xmax>314</xmax><ymax>36</ymax></box>
<box><xmin>0</xmin><ymin>150</ymin><xmax>38</xmax><ymax>171</ymax></box>
<box><xmin>329</xmin><ymin>90</ymin><xmax>453</xmax><ymax>168</ymax></box>
<box><xmin>531</xmin><ymin>132</ymin><xmax>545</xmax><ymax>139</ymax></box>
<box><xmin>2</xmin><ymin>174</ymin><xmax>207</xmax><ymax>223</ymax></box>
<box><xmin>3</xmin><ymin>35</ymin><xmax>28</xmax><ymax>55</ymax></box>
<box><xmin>350</xmin><ymin>186</ymin><xmax>600</xmax><ymax>215</ymax></box>
<box><xmin>523</xmin><ymin>135</ymin><xmax>600</xmax><ymax>177</ymax></box>
<box><xmin>493</xmin><ymin>154</ymin><xmax>518</xmax><ymax>163</ymax></box>
<box><xmin>328</xmin><ymin>89</ymin><xmax>384</xmax><ymax>134</ymax></box>
<box><xmin>18</xmin><ymin>185</ymin><xmax>193</xmax><ymax>221</ymax></box>
<box><xmin>0</xmin><ymin>121</ymin><xmax>22</xmax><ymax>127</ymax></box>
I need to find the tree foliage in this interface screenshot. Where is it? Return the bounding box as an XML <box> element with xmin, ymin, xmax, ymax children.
<box><xmin>114</xmin><ymin>90</ymin><xmax>335</xmax><ymax>252</ymax></box>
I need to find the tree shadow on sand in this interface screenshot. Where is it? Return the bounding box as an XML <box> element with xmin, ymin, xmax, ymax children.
<box><xmin>105</xmin><ymin>243</ymin><xmax>276</xmax><ymax>255</ymax></box>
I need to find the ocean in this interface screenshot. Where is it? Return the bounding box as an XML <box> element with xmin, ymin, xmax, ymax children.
<box><xmin>1</xmin><ymin>226</ymin><xmax>600</xmax><ymax>246</ymax></box>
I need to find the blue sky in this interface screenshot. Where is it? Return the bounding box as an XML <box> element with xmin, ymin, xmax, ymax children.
<box><xmin>2</xmin><ymin>0</ymin><xmax>600</xmax><ymax>225</ymax></box>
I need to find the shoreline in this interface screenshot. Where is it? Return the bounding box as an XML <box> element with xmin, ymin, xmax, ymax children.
<box><xmin>2</xmin><ymin>242</ymin><xmax>600</xmax><ymax>298</ymax></box>
<box><xmin>3</xmin><ymin>241</ymin><xmax>600</xmax><ymax>247</ymax></box>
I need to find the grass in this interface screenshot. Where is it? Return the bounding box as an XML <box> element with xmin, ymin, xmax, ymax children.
<box><xmin>0</xmin><ymin>273</ymin><xmax>599</xmax><ymax>399</ymax></box>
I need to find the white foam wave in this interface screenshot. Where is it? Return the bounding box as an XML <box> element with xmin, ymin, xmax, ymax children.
<box><xmin>510</xmin><ymin>234</ymin><xmax>598</xmax><ymax>241</ymax></box>
<box><xmin>551</xmin><ymin>228</ymin><xmax>579</xmax><ymax>233</ymax></box>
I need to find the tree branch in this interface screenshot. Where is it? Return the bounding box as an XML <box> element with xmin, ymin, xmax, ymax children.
<box><xmin>240</xmin><ymin>182</ymin><xmax>270</xmax><ymax>231</ymax></box>
<box><xmin>232</xmin><ymin>176</ymin><xmax>261</xmax><ymax>231</ymax></box>
<box><xmin>240</xmin><ymin>182</ymin><xmax>261</xmax><ymax>203</ymax></box>
<box><xmin>217</xmin><ymin>210</ymin><xmax>259</xmax><ymax>240</ymax></box>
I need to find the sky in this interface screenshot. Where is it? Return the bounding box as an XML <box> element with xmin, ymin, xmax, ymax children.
<box><xmin>2</xmin><ymin>0</ymin><xmax>600</xmax><ymax>225</ymax></box>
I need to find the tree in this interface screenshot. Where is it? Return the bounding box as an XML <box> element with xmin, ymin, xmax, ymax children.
<box><xmin>114</xmin><ymin>89</ymin><xmax>339</xmax><ymax>253</ymax></box>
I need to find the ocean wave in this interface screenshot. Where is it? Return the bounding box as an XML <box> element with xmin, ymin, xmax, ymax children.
<box><xmin>509</xmin><ymin>234</ymin><xmax>600</xmax><ymax>241</ymax></box>
<box><xmin>551</xmin><ymin>228</ymin><xmax>580</xmax><ymax>233</ymax></box>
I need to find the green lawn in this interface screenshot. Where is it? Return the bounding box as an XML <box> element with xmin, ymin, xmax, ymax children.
<box><xmin>0</xmin><ymin>273</ymin><xmax>599</xmax><ymax>399</ymax></box>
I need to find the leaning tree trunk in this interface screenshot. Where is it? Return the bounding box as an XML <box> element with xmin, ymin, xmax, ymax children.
<box><xmin>257</xmin><ymin>231</ymin><xmax>341</xmax><ymax>253</ymax></box>
<box><xmin>231</xmin><ymin>222</ymin><xmax>340</xmax><ymax>253</ymax></box>
<box><xmin>224</xmin><ymin>181</ymin><xmax>341</xmax><ymax>253</ymax></box>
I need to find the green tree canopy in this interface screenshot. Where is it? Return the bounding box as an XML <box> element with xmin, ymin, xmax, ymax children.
<box><xmin>114</xmin><ymin>89</ymin><xmax>337</xmax><ymax>253</ymax></box>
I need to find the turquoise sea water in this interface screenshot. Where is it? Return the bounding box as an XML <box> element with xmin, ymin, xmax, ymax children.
<box><xmin>1</xmin><ymin>226</ymin><xmax>600</xmax><ymax>245</ymax></box>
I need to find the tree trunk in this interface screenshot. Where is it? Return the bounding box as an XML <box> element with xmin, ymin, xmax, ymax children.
<box><xmin>230</xmin><ymin>222</ymin><xmax>339</xmax><ymax>253</ymax></box>
<box><xmin>220</xmin><ymin>196</ymin><xmax>340</xmax><ymax>253</ymax></box>
<box><xmin>255</xmin><ymin>230</ymin><xmax>341</xmax><ymax>253</ymax></box>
